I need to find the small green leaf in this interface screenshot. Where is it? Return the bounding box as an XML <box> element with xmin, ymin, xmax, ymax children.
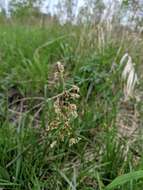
<box><xmin>0</xmin><ymin>166</ymin><xmax>10</xmax><ymax>181</ymax></box>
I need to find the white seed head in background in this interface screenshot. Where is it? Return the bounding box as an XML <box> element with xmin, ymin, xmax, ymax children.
<box><xmin>120</xmin><ymin>53</ymin><xmax>138</xmax><ymax>100</ymax></box>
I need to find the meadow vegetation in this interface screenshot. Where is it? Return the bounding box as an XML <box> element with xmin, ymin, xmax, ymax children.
<box><xmin>0</xmin><ymin>1</ymin><xmax>143</xmax><ymax>189</ymax></box>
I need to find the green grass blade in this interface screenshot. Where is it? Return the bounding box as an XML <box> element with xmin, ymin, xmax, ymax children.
<box><xmin>33</xmin><ymin>34</ymin><xmax>72</xmax><ymax>62</ymax></box>
<box><xmin>57</xmin><ymin>169</ymin><xmax>76</xmax><ymax>190</ymax></box>
<box><xmin>0</xmin><ymin>179</ymin><xmax>19</xmax><ymax>186</ymax></box>
<box><xmin>105</xmin><ymin>170</ymin><xmax>143</xmax><ymax>190</ymax></box>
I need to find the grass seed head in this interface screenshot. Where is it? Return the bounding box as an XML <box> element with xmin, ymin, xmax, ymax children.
<box><xmin>120</xmin><ymin>53</ymin><xmax>138</xmax><ymax>100</ymax></box>
<box><xmin>46</xmin><ymin>61</ymin><xmax>80</xmax><ymax>146</ymax></box>
<box><xmin>56</xmin><ymin>61</ymin><xmax>64</xmax><ymax>73</ymax></box>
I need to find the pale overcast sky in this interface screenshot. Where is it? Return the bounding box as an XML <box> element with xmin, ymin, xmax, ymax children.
<box><xmin>1</xmin><ymin>0</ymin><xmax>114</xmax><ymax>13</ymax></box>
<box><xmin>0</xmin><ymin>0</ymin><xmax>121</xmax><ymax>19</ymax></box>
<box><xmin>0</xmin><ymin>0</ymin><xmax>95</xmax><ymax>17</ymax></box>
<box><xmin>41</xmin><ymin>0</ymin><xmax>85</xmax><ymax>15</ymax></box>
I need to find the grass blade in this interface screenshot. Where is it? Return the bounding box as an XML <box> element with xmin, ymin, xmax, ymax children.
<box><xmin>106</xmin><ymin>170</ymin><xmax>143</xmax><ymax>190</ymax></box>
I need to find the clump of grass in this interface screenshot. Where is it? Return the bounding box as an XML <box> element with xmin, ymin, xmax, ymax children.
<box><xmin>0</xmin><ymin>21</ymin><xmax>143</xmax><ymax>190</ymax></box>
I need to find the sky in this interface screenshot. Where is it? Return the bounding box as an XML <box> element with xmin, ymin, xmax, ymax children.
<box><xmin>0</xmin><ymin>0</ymin><xmax>122</xmax><ymax>21</ymax></box>
<box><xmin>0</xmin><ymin>0</ymin><xmax>84</xmax><ymax>15</ymax></box>
<box><xmin>40</xmin><ymin>0</ymin><xmax>85</xmax><ymax>16</ymax></box>
<box><xmin>0</xmin><ymin>0</ymin><xmax>85</xmax><ymax>12</ymax></box>
<box><xmin>40</xmin><ymin>0</ymin><xmax>114</xmax><ymax>14</ymax></box>
<box><xmin>0</xmin><ymin>0</ymin><xmax>113</xmax><ymax>15</ymax></box>
<box><xmin>0</xmin><ymin>0</ymin><xmax>95</xmax><ymax>18</ymax></box>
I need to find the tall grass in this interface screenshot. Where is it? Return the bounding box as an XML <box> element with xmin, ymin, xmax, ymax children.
<box><xmin>0</xmin><ymin>21</ymin><xmax>143</xmax><ymax>189</ymax></box>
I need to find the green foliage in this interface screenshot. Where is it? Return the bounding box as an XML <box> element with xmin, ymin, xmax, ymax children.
<box><xmin>9</xmin><ymin>0</ymin><xmax>43</xmax><ymax>21</ymax></box>
<box><xmin>106</xmin><ymin>170</ymin><xmax>143</xmax><ymax>190</ymax></box>
<box><xmin>0</xmin><ymin>19</ymin><xmax>143</xmax><ymax>190</ymax></box>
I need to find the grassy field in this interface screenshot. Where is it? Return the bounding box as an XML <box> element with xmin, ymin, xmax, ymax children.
<box><xmin>0</xmin><ymin>22</ymin><xmax>143</xmax><ymax>189</ymax></box>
